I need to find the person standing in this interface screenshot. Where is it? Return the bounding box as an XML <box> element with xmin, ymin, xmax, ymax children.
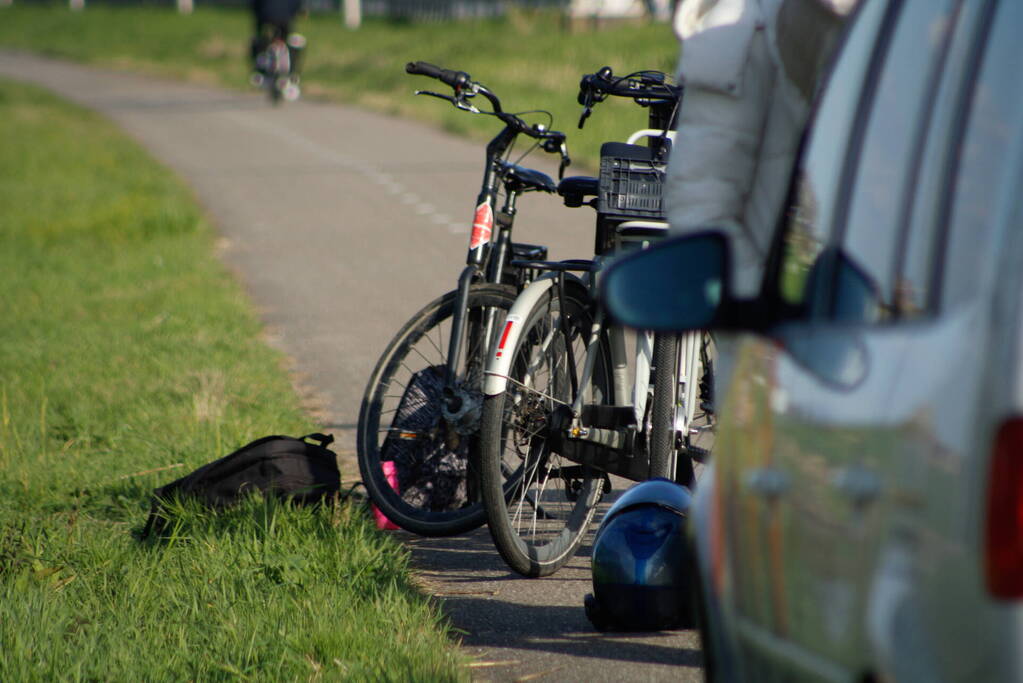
<box><xmin>663</xmin><ymin>0</ymin><xmax>857</xmax><ymax>401</ymax></box>
<box><xmin>665</xmin><ymin>0</ymin><xmax>857</xmax><ymax>297</ymax></box>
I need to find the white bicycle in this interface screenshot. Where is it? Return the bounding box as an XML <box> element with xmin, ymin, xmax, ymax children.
<box><xmin>477</xmin><ymin>68</ymin><xmax>714</xmax><ymax>578</ymax></box>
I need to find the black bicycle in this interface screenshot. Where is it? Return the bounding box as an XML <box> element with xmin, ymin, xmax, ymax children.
<box><xmin>356</xmin><ymin>62</ymin><xmax>571</xmax><ymax>536</ymax></box>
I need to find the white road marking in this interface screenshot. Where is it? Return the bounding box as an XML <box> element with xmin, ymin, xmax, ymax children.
<box><xmin>223</xmin><ymin>110</ymin><xmax>460</xmax><ymax>238</ymax></box>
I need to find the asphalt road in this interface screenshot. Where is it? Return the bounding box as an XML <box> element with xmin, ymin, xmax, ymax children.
<box><xmin>0</xmin><ymin>52</ymin><xmax>703</xmax><ymax>682</ymax></box>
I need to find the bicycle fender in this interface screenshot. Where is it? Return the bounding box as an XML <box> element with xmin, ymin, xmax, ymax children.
<box><xmin>483</xmin><ymin>272</ymin><xmax>586</xmax><ymax>397</ymax></box>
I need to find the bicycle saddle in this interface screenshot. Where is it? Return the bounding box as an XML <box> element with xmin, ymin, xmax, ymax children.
<box><xmin>557</xmin><ymin>176</ymin><xmax>599</xmax><ymax>207</ymax></box>
<box><xmin>501</xmin><ymin>163</ymin><xmax>557</xmax><ymax>194</ymax></box>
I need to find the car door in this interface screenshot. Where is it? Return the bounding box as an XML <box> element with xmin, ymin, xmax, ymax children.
<box><xmin>707</xmin><ymin>0</ymin><xmax>892</xmax><ymax>670</ymax></box>
<box><xmin>711</xmin><ymin>0</ymin><xmax>897</xmax><ymax>675</ymax></box>
<box><xmin>861</xmin><ymin>3</ymin><xmax>1023</xmax><ymax>680</ymax></box>
<box><xmin>717</xmin><ymin>0</ymin><xmax>988</xmax><ymax>679</ymax></box>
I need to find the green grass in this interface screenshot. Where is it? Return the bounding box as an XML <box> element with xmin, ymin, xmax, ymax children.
<box><xmin>0</xmin><ymin>4</ymin><xmax>678</xmax><ymax>168</ymax></box>
<box><xmin>0</xmin><ymin>78</ymin><xmax>463</xmax><ymax>681</ymax></box>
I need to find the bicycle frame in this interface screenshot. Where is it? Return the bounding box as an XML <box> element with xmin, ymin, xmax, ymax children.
<box><xmin>442</xmin><ymin>145</ymin><xmax>550</xmax><ymax>424</ymax></box>
<box><xmin>445</xmin><ymin>125</ymin><xmax>529</xmax><ymax>389</ymax></box>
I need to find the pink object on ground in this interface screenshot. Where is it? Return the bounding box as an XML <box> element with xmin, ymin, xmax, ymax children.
<box><xmin>372</xmin><ymin>461</ymin><xmax>401</xmax><ymax>530</ymax></box>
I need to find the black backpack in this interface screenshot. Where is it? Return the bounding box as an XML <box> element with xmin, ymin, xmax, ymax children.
<box><xmin>142</xmin><ymin>433</ymin><xmax>340</xmax><ymax>538</ymax></box>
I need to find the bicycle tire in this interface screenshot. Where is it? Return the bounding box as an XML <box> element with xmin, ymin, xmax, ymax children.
<box><xmin>479</xmin><ymin>287</ymin><xmax>613</xmax><ymax>577</ymax></box>
<box><xmin>357</xmin><ymin>283</ymin><xmax>516</xmax><ymax>536</ymax></box>
<box><xmin>688</xmin><ymin>332</ymin><xmax>717</xmax><ymax>467</ymax></box>
<box><xmin>650</xmin><ymin>332</ymin><xmax>683</xmax><ymax>482</ymax></box>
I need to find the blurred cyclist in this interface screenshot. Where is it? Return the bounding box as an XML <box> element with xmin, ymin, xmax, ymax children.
<box><xmin>250</xmin><ymin>0</ymin><xmax>305</xmax><ymax>99</ymax></box>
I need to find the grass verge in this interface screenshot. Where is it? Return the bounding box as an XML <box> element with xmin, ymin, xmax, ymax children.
<box><xmin>0</xmin><ymin>4</ymin><xmax>678</xmax><ymax>168</ymax></box>
<box><xmin>0</xmin><ymin>77</ymin><xmax>463</xmax><ymax>681</ymax></box>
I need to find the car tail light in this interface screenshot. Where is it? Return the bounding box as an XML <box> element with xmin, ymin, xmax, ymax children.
<box><xmin>986</xmin><ymin>416</ymin><xmax>1023</xmax><ymax>599</ymax></box>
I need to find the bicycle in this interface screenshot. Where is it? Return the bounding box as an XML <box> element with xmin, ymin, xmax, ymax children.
<box><xmin>478</xmin><ymin>67</ymin><xmax>715</xmax><ymax>577</ymax></box>
<box><xmin>251</xmin><ymin>29</ymin><xmax>304</xmax><ymax>103</ymax></box>
<box><xmin>356</xmin><ymin>62</ymin><xmax>572</xmax><ymax>537</ymax></box>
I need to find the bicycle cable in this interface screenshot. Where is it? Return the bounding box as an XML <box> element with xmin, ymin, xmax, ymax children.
<box><xmin>496</xmin><ymin>108</ymin><xmax>558</xmax><ymax>174</ymax></box>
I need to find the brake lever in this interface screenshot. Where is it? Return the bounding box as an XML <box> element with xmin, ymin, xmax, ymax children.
<box><xmin>453</xmin><ymin>98</ymin><xmax>481</xmax><ymax>114</ymax></box>
<box><xmin>578</xmin><ymin>106</ymin><xmax>591</xmax><ymax>130</ymax></box>
<box><xmin>540</xmin><ymin>134</ymin><xmax>571</xmax><ymax>179</ymax></box>
<box><xmin>414</xmin><ymin>89</ymin><xmax>481</xmax><ymax>113</ymax></box>
<box><xmin>576</xmin><ymin>82</ymin><xmax>607</xmax><ymax>129</ymax></box>
<box><xmin>414</xmin><ymin>89</ymin><xmax>454</xmax><ymax>102</ymax></box>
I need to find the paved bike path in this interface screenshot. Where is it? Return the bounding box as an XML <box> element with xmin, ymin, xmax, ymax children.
<box><xmin>0</xmin><ymin>52</ymin><xmax>702</xmax><ymax>682</ymax></box>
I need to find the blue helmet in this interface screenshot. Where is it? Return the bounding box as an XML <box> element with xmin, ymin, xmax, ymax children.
<box><xmin>584</xmin><ymin>478</ymin><xmax>697</xmax><ymax>631</ymax></box>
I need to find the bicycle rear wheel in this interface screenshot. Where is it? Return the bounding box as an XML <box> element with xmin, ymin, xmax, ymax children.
<box><xmin>357</xmin><ymin>284</ymin><xmax>516</xmax><ymax>536</ymax></box>
<box><xmin>688</xmin><ymin>332</ymin><xmax>716</xmax><ymax>469</ymax></box>
<box><xmin>479</xmin><ymin>287</ymin><xmax>613</xmax><ymax>577</ymax></box>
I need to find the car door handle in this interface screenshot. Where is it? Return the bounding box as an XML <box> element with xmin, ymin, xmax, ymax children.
<box><xmin>743</xmin><ymin>467</ymin><xmax>790</xmax><ymax>499</ymax></box>
<box><xmin>831</xmin><ymin>466</ymin><xmax>881</xmax><ymax>506</ymax></box>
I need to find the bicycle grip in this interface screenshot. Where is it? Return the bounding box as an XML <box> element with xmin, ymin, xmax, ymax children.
<box><xmin>405</xmin><ymin>61</ymin><xmax>471</xmax><ymax>88</ymax></box>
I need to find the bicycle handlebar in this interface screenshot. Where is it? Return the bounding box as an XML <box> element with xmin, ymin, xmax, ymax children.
<box><xmin>405</xmin><ymin>61</ymin><xmax>472</xmax><ymax>90</ymax></box>
<box><xmin>576</xmin><ymin>66</ymin><xmax>682</xmax><ymax>130</ymax></box>
<box><xmin>406</xmin><ymin>60</ymin><xmax>568</xmax><ymax>148</ymax></box>
<box><xmin>577</xmin><ymin>66</ymin><xmax>681</xmax><ymax>104</ymax></box>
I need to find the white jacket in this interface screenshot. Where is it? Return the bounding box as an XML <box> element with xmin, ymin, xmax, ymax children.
<box><xmin>665</xmin><ymin>0</ymin><xmax>853</xmax><ymax>296</ymax></box>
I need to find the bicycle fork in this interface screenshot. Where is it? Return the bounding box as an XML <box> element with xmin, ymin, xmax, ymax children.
<box><xmin>442</xmin><ymin>264</ymin><xmax>485</xmax><ymax>434</ymax></box>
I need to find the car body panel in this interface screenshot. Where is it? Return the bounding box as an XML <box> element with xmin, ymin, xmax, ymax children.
<box><xmin>688</xmin><ymin>0</ymin><xmax>1023</xmax><ymax>680</ymax></box>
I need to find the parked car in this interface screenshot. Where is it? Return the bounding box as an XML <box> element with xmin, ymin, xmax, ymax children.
<box><xmin>601</xmin><ymin>0</ymin><xmax>1023</xmax><ymax>680</ymax></box>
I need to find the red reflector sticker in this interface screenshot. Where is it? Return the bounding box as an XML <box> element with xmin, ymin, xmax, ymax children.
<box><xmin>495</xmin><ymin>316</ymin><xmax>520</xmax><ymax>358</ymax></box>
<box><xmin>469</xmin><ymin>202</ymin><xmax>494</xmax><ymax>250</ymax></box>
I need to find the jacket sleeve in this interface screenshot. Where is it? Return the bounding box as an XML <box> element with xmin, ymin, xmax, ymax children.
<box><xmin>672</xmin><ymin>0</ymin><xmax>763</xmax><ymax>96</ymax></box>
<box><xmin>666</xmin><ymin>0</ymin><xmax>777</xmax><ymax>296</ymax></box>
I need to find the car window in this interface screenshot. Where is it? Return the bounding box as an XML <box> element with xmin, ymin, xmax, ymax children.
<box><xmin>777</xmin><ymin>0</ymin><xmax>893</xmax><ymax>310</ymax></box>
<box><xmin>897</xmin><ymin>0</ymin><xmax>993</xmax><ymax>318</ymax></box>
<box><xmin>837</xmin><ymin>0</ymin><xmax>958</xmax><ymax>322</ymax></box>
<box><xmin>940</xmin><ymin>0</ymin><xmax>1023</xmax><ymax>310</ymax></box>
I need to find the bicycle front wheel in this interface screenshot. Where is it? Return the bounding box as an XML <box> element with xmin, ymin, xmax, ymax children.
<box><xmin>357</xmin><ymin>284</ymin><xmax>516</xmax><ymax>536</ymax></box>
<box><xmin>480</xmin><ymin>287</ymin><xmax>613</xmax><ymax>577</ymax></box>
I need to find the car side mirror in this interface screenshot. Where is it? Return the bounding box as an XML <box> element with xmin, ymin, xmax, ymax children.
<box><xmin>600</xmin><ymin>231</ymin><xmax>732</xmax><ymax>332</ymax></box>
<box><xmin>803</xmin><ymin>246</ymin><xmax>884</xmax><ymax>323</ymax></box>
